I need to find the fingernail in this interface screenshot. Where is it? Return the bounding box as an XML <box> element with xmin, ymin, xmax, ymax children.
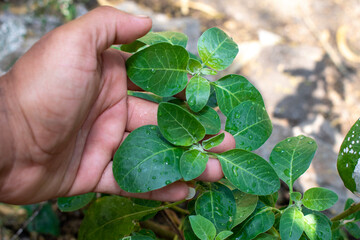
<box><xmin>135</xmin><ymin>14</ymin><xmax>150</xmax><ymax>18</ymax></box>
<box><xmin>186</xmin><ymin>187</ymin><xmax>196</xmax><ymax>200</ymax></box>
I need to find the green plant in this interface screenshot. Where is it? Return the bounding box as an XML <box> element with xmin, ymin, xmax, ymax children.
<box><xmin>57</xmin><ymin>28</ymin><xmax>360</xmax><ymax>240</ymax></box>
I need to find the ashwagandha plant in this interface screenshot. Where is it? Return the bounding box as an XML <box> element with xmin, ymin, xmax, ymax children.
<box><xmin>56</xmin><ymin>28</ymin><xmax>360</xmax><ymax>240</ymax></box>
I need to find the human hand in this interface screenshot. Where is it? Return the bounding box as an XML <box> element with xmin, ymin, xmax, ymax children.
<box><xmin>0</xmin><ymin>7</ymin><xmax>235</xmax><ymax>205</ymax></box>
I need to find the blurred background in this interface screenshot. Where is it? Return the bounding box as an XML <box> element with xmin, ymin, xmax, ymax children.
<box><xmin>1</xmin><ymin>0</ymin><xmax>360</xmax><ymax>239</ymax></box>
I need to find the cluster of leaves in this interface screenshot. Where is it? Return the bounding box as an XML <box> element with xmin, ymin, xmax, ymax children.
<box><xmin>51</xmin><ymin>29</ymin><xmax>360</xmax><ymax>240</ymax></box>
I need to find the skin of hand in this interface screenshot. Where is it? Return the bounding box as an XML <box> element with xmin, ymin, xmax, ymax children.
<box><xmin>0</xmin><ymin>6</ymin><xmax>235</xmax><ymax>205</ymax></box>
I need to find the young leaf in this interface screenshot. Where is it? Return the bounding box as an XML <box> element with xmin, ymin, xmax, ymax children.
<box><xmin>217</xmin><ymin>149</ymin><xmax>280</xmax><ymax>195</ymax></box>
<box><xmin>180</xmin><ymin>149</ymin><xmax>209</xmax><ymax>181</ymax></box>
<box><xmin>290</xmin><ymin>192</ymin><xmax>303</xmax><ymax>202</ymax></box>
<box><xmin>201</xmin><ymin>68</ymin><xmax>218</xmax><ymax>75</ymax></box>
<box><xmin>345</xmin><ymin>222</ymin><xmax>360</xmax><ymax>239</ymax></box>
<box><xmin>193</xmin><ymin>106</ymin><xmax>221</xmax><ymax>135</ymax></box>
<box><xmin>232</xmin><ymin>190</ymin><xmax>258</xmax><ymax>227</ymax></box>
<box><xmin>337</xmin><ymin>118</ymin><xmax>360</xmax><ymax>194</ymax></box>
<box><xmin>229</xmin><ymin>208</ymin><xmax>275</xmax><ymax>240</ymax></box>
<box><xmin>138</xmin><ymin>31</ymin><xmax>188</xmax><ymax>48</ymax></box>
<box><xmin>198</xmin><ymin>27</ymin><xmax>238</xmax><ymax>71</ymax></box>
<box><xmin>303</xmin><ymin>213</ymin><xmax>331</xmax><ymax>240</ymax></box>
<box><xmin>202</xmin><ymin>133</ymin><xmax>225</xmax><ymax>150</ymax></box>
<box><xmin>184</xmin><ymin>216</ymin><xmax>201</xmax><ymax>240</ymax></box>
<box><xmin>269</xmin><ymin>135</ymin><xmax>317</xmax><ymax>189</ymax></box>
<box><xmin>120</xmin><ymin>40</ymin><xmax>146</xmax><ymax>53</ymax></box>
<box><xmin>216</xmin><ymin>231</ymin><xmax>233</xmax><ymax>240</ymax></box>
<box><xmin>57</xmin><ymin>192</ymin><xmax>95</xmax><ymax>212</ymax></box>
<box><xmin>195</xmin><ymin>183</ymin><xmax>236</xmax><ymax>232</ymax></box>
<box><xmin>213</xmin><ymin>74</ymin><xmax>264</xmax><ymax>116</ymax></box>
<box><xmin>113</xmin><ymin>125</ymin><xmax>184</xmax><ymax>193</ymax></box>
<box><xmin>302</xmin><ymin>187</ymin><xmax>338</xmax><ymax>211</ymax></box>
<box><xmin>259</xmin><ymin>192</ymin><xmax>278</xmax><ymax>207</ymax></box>
<box><xmin>78</xmin><ymin>196</ymin><xmax>163</xmax><ymax>240</ymax></box>
<box><xmin>186</xmin><ymin>76</ymin><xmax>211</xmax><ymax>112</ymax></box>
<box><xmin>126</xmin><ymin>43</ymin><xmax>189</xmax><ymax>97</ymax></box>
<box><xmin>187</xmin><ymin>58</ymin><xmax>202</xmax><ymax>74</ymax></box>
<box><xmin>158</xmin><ymin>102</ymin><xmax>206</xmax><ymax>146</ymax></box>
<box><xmin>225</xmin><ymin>101</ymin><xmax>272</xmax><ymax>151</ymax></box>
<box><xmin>189</xmin><ymin>215</ymin><xmax>217</xmax><ymax>240</ymax></box>
<box><xmin>279</xmin><ymin>206</ymin><xmax>304</xmax><ymax>240</ymax></box>
<box><xmin>24</xmin><ymin>202</ymin><xmax>60</xmax><ymax>236</ymax></box>
<box><xmin>127</xmin><ymin>91</ymin><xmax>176</xmax><ymax>104</ymax></box>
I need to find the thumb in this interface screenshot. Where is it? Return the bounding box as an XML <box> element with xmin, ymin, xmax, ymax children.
<box><xmin>67</xmin><ymin>6</ymin><xmax>152</xmax><ymax>52</ymax></box>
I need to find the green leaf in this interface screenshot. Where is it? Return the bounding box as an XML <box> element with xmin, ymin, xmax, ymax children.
<box><xmin>78</xmin><ymin>196</ymin><xmax>163</xmax><ymax>240</ymax></box>
<box><xmin>213</xmin><ymin>74</ymin><xmax>264</xmax><ymax>116</ymax></box>
<box><xmin>24</xmin><ymin>202</ymin><xmax>60</xmax><ymax>236</ymax></box>
<box><xmin>344</xmin><ymin>198</ymin><xmax>360</xmax><ymax>220</ymax></box>
<box><xmin>138</xmin><ymin>31</ymin><xmax>188</xmax><ymax>48</ymax></box>
<box><xmin>269</xmin><ymin>135</ymin><xmax>317</xmax><ymax>189</ymax></box>
<box><xmin>254</xmin><ymin>233</ymin><xmax>279</xmax><ymax>239</ymax></box>
<box><xmin>57</xmin><ymin>192</ymin><xmax>95</xmax><ymax>212</ymax></box>
<box><xmin>120</xmin><ymin>40</ymin><xmax>146</xmax><ymax>53</ymax></box>
<box><xmin>184</xmin><ymin>216</ymin><xmax>201</xmax><ymax>240</ymax></box>
<box><xmin>195</xmin><ymin>183</ymin><xmax>236</xmax><ymax>232</ymax></box>
<box><xmin>126</xmin><ymin>43</ymin><xmax>189</xmax><ymax>97</ymax></box>
<box><xmin>229</xmin><ymin>208</ymin><xmax>275</xmax><ymax>240</ymax></box>
<box><xmin>127</xmin><ymin>91</ymin><xmax>176</xmax><ymax>104</ymax></box>
<box><xmin>218</xmin><ymin>149</ymin><xmax>280</xmax><ymax>195</ymax></box>
<box><xmin>113</xmin><ymin>125</ymin><xmax>184</xmax><ymax>193</ymax></box>
<box><xmin>121</xmin><ymin>236</ymin><xmax>155</xmax><ymax>240</ymax></box>
<box><xmin>232</xmin><ymin>190</ymin><xmax>258</xmax><ymax>227</ymax></box>
<box><xmin>201</xmin><ymin>68</ymin><xmax>218</xmax><ymax>75</ymax></box>
<box><xmin>202</xmin><ymin>133</ymin><xmax>225</xmax><ymax>150</ymax></box>
<box><xmin>198</xmin><ymin>27</ymin><xmax>238</xmax><ymax>71</ymax></box>
<box><xmin>131</xmin><ymin>198</ymin><xmax>161</xmax><ymax>221</ymax></box>
<box><xmin>303</xmin><ymin>213</ymin><xmax>331</xmax><ymax>240</ymax></box>
<box><xmin>259</xmin><ymin>192</ymin><xmax>278</xmax><ymax>207</ymax></box>
<box><xmin>180</xmin><ymin>149</ymin><xmax>209</xmax><ymax>181</ymax></box>
<box><xmin>345</xmin><ymin>222</ymin><xmax>360</xmax><ymax>238</ymax></box>
<box><xmin>216</xmin><ymin>231</ymin><xmax>233</xmax><ymax>240</ymax></box>
<box><xmin>225</xmin><ymin>101</ymin><xmax>272</xmax><ymax>151</ymax></box>
<box><xmin>337</xmin><ymin>118</ymin><xmax>360</xmax><ymax>193</ymax></box>
<box><xmin>302</xmin><ymin>187</ymin><xmax>338</xmax><ymax>211</ymax></box>
<box><xmin>158</xmin><ymin>102</ymin><xmax>206</xmax><ymax>146</ymax></box>
<box><xmin>291</xmin><ymin>192</ymin><xmax>303</xmax><ymax>202</ymax></box>
<box><xmin>280</xmin><ymin>206</ymin><xmax>304</xmax><ymax>240</ymax></box>
<box><xmin>189</xmin><ymin>215</ymin><xmax>217</xmax><ymax>240</ymax></box>
<box><xmin>186</xmin><ymin>76</ymin><xmax>211</xmax><ymax>112</ymax></box>
<box><xmin>187</xmin><ymin>58</ymin><xmax>202</xmax><ymax>74</ymax></box>
<box><xmin>193</xmin><ymin>106</ymin><xmax>221</xmax><ymax>135</ymax></box>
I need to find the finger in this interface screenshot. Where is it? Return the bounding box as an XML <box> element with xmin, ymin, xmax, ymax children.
<box><xmin>196</xmin><ymin>158</ymin><xmax>224</xmax><ymax>182</ymax></box>
<box><xmin>94</xmin><ymin>162</ymin><xmax>189</xmax><ymax>202</ymax></box>
<box><xmin>206</xmin><ymin>130</ymin><xmax>236</xmax><ymax>153</ymax></box>
<box><xmin>68</xmin><ymin>6</ymin><xmax>152</xmax><ymax>52</ymax></box>
<box><xmin>126</xmin><ymin>96</ymin><xmax>158</xmax><ymax>131</ymax></box>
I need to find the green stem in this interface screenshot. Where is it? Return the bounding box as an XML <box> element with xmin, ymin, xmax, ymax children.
<box><xmin>170</xmin><ymin>205</ymin><xmax>190</xmax><ymax>215</ymax></box>
<box><xmin>289</xmin><ymin>182</ymin><xmax>294</xmax><ymax>205</ymax></box>
<box><xmin>267</xmin><ymin>227</ymin><xmax>280</xmax><ymax>238</ymax></box>
<box><xmin>331</xmin><ymin>202</ymin><xmax>360</xmax><ymax>222</ymax></box>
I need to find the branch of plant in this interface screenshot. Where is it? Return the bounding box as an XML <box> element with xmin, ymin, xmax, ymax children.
<box><xmin>161</xmin><ymin>210</ymin><xmax>184</xmax><ymax>240</ymax></box>
<box><xmin>140</xmin><ymin>220</ymin><xmax>175</xmax><ymax>240</ymax></box>
<box><xmin>331</xmin><ymin>202</ymin><xmax>360</xmax><ymax>222</ymax></box>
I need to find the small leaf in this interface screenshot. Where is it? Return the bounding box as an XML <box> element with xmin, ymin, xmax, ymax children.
<box><xmin>337</xmin><ymin>118</ymin><xmax>360</xmax><ymax>193</ymax></box>
<box><xmin>57</xmin><ymin>192</ymin><xmax>95</xmax><ymax>212</ymax></box>
<box><xmin>213</xmin><ymin>74</ymin><xmax>264</xmax><ymax>116</ymax></box>
<box><xmin>254</xmin><ymin>233</ymin><xmax>279</xmax><ymax>239</ymax></box>
<box><xmin>120</xmin><ymin>40</ymin><xmax>146</xmax><ymax>53</ymax></box>
<box><xmin>201</xmin><ymin>68</ymin><xmax>218</xmax><ymax>75</ymax></box>
<box><xmin>193</xmin><ymin>106</ymin><xmax>221</xmax><ymax>135</ymax></box>
<box><xmin>113</xmin><ymin>125</ymin><xmax>184</xmax><ymax>193</ymax></box>
<box><xmin>216</xmin><ymin>231</ymin><xmax>233</xmax><ymax>240</ymax></box>
<box><xmin>302</xmin><ymin>187</ymin><xmax>338</xmax><ymax>211</ymax></box>
<box><xmin>303</xmin><ymin>213</ymin><xmax>331</xmax><ymax>240</ymax></box>
<box><xmin>158</xmin><ymin>102</ymin><xmax>206</xmax><ymax>146</ymax></box>
<box><xmin>180</xmin><ymin>149</ymin><xmax>209</xmax><ymax>181</ymax></box>
<box><xmin>186</xmin><ymin>76</ymin><xmax>211</xmax><ymax>112</ymax></box>
<box><xmin>184</xmin><ymin>216</ymin><xmax>201</xmax><ymax>240</ymax></box>
<box><xmin>195</xmin><ymin>183</ymin><xmax>236</xmax><ymax>232</ymax></box>
<box><xmin>269</xmin><ymin>136</ymin><xmax>317</xmax><ymax>188</ymax></box>
<box><xmin>189</xmin><ymin>215</ymin><xmax>217</xmax><ymax>240</ymax></box>
<box><xmin>138</xmin><ymin>31</ymin><xmax>188</xmax><ymax>48</ymax></box>
<box><xmin>279</xmin><ymin>206</ymin><xmax>304</xmax><ymax>240</ymax></box>
<box><xmin>218</xmin><ymin>149</ymin><xmax>280</xmax><ymax>195</ymax></box>
<box><xmin>291</xmin><ymin>192</ymin><xmax>303</xmax><ymax>202</ymax></box>
<box><xmin>198</xmin><ymin>27</ymin><xmax>238</xmax><ymax>71</ymax></box>
<box><xmin>259</xmin><ymin>192</ymin><xmax>278</xmax><ymax>207</ymax></box>
<box><xmin>187</xmin><ymin>58</ymin><xmax>202</xmax><ymax>74</ymax></box>
<box><xmin>78</xmin><ymin>196</ymin><xmax>163</xmax><ymax>240</ymax></box>
<box><xmin>24</xmin><ymin>203</ymin><xmax>60</xmax><ymax>236</ymax></box>
<box><xmin>232</xmin><ymin>190</ymin><xmax>258</xmax><ymax>227</ymax></box>
<box><xmin>127</xmin><ymin>91</ymin><xmax>176</xmax><ymax>103</ymax></box>
<box><xmin>225</xmin><ymin>101</ymin><xmax>272</xmax><ymax>151</ymax></box>
<box><xmin>126</xmin><ymin>43</ymin><xmax>189</xmax><ymax>97</ymax></box>
<box><xmin>229</xmin><ymin>208</ymin><xmax>275</xmax><ymax>240</ymax></box>
<box><xmin>345</xmin><ymin>222</ymin><xmax>360</xmax><ymax>239</ymax></box>
<box><xmin>202</xmin><ymin>133</ymin><xmax>225</xmax><ymax>150</ymax></box>
<box><xmin>131</xmin><ymin>198</ymin><xmax>161</xmax><ymax>221</ymax></box>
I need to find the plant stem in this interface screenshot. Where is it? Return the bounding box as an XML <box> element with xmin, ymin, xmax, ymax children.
<box><xmin>331</xmin><ymin>202</ymin><xmax>360</xmax><ymax>222</ymax></box>
<box><xmin>170</xmin><ymin>205</ymin><xmax>190</xmax><ymax>215</ymax></box>
<box><xmin>140</xmin><ymin>220</ymin><xmax>175</xmax><ymax>240</ymax></box>
<box><xmin>268</xmin><ymin>227</ymin><xmax>280</xmax><ymax>238</ymax></box>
